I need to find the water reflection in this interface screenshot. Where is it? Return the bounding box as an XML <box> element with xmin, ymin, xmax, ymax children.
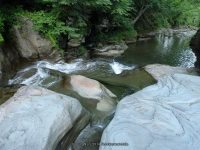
<box><xmin>118</xmin><ymin>29</ymin><xmax>197</xmax><ymax>67</ymax></box>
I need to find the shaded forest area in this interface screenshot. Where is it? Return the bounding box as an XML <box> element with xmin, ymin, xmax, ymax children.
<box><xmin>0</xmin><ymin>0</ymin><xmax>200</xmax><ymax>51</ymax></box>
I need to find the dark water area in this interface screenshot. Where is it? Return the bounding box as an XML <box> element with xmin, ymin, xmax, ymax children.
<box><xmin>118</xmin><ymin>30</ymin><xmax>196</xmax><ymax>68</ymax></box>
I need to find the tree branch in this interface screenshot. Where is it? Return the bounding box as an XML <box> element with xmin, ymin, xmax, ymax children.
<box><xmin>132</xmin><ymin>5</ymin><xmax>149</xmax><ymax>25</ymax></box>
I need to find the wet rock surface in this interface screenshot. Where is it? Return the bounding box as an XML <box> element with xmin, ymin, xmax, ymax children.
<box><xmin>0</xmin><ymin>86</ymin><xmax>84</xmax><ymax>150</ymax></box>
<box><xmin>0</xmin><ymin>85</ymin><xmax>22</xmax><ymax>105</ymax></box>
<box><xmin>56</xmin><ymin>108</ymin><xmax>90</xmax><ymax>150</ymax></box>
<box><xmin>8</xmin><ymin>60</ymin><xmax>126</xmax><ymax>112</ymax></box>
<box><xmin>100</xmin><ymin>73</ymin><xmax>200</xmax><ymax>150</ymax></box>
<box><xmin>190</xmin><ymin>29</ymin><xmax>200</xmax><ymax>67</ymax></box>
<box><xmin>93</xmin><ymin>43</ymin><xmax>128</xmax><ymax>57</ymax></box>
<box><xmin>73</xmin><ymin>125</ymin><xmax>104</xmax><ymax>150</ymax></box>
<box><xmin>83</xmin><ymin>68</ymin><xmax>156</xmax><ymax>91</ymax></box>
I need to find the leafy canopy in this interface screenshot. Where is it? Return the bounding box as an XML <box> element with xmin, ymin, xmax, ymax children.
<box><xmin>0</xmin><ymin>0</ymin><xmax>199</xmax><ymax>45</ymax></box>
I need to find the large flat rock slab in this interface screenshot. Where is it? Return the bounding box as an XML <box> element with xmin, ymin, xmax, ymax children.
<box><xmin>145</xmin><ymin>64</ymin><xmax>199</xmax><ymax>80</ymax></box>
<box><xmin>100</xmin><ymin>74</ymin><xmax>200</xmax><ymax>150</ymax></box>
<box><xmin>0</xmin><ymin>86</ymin><xmax>82</xmax><ymax>150</ymax></box>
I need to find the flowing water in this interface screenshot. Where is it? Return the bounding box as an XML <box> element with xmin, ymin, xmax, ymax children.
<box><xmin>1</xmin><ymin>29</ymin><xmax>197</xmax><ymax>150</ymax></box>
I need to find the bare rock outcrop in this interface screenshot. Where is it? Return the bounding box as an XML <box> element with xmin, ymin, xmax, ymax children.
<box><xmin>0</xmin><ymin>86</ymin><xmax>85</xmax><ymax>150</ymax></box>
<box><xmin>100</xmin><ymin>73</ymin><xmax>200</xmax><ymax>150</ymax></box>
<box><xmin>10</xmin><ymin>17</ymin><xmax>61</xmax><ymax>61</ymax></box>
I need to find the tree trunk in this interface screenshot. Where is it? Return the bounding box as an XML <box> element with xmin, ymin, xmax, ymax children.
<box><xmin>132</xmin><ymin>5</ymin><xmax>149</xmax><ymax>25</ymax></box>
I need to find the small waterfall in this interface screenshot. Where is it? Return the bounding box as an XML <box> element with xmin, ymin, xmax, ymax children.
<box><xmin>178</xmin><ymin>48</ymin><xmax>196</xmax><ymax>68</ymax></box>
<box><xmin>9</xmin><ymin>59</ymin><xmax>136</xmax><ymax>86</ymax></box>
<box><xmin>9</xmin><ymin>61</ymin><xmax>52</xmax><ymax>86</ymax></box>
<box><xmin>9</xmin><ymin>59</ymin><xmax>94</xmax><ymax>86</ymax></box>
<box><xmin>42</xmin><ymin>59</ymin><xmax>96</xmax><ymax>74</ymax></box>
<box><xmin>109</xmin><ymin>61</ymin><xmax>135</xmax><ymax>74</ymax></box>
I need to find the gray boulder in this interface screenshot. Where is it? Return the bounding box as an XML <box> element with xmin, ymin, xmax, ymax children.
<box><xmin>100</xmin><ymin>74</ymin><xmax>200</xmax><ymax>150</ymax></box>
<box><xmin>70</xmin><ymin>75</ymin><xmax>116</xmax><ymax>112</ymax></box>
<box><xmin>94</xmin><ymin>42</ymin><xmax>128</xmax><ymax>57</ymax></box>
<box><xmin>0</xmin><ymin>86</ymin><xmax>83</xmax><ymax>150</ymax></box>
<box><xmin>11</xmin><ymin>17</ymin><xmax>61</xmax><ymax>61</ymax></box>
<box><xmin>9</xmin><ymin>65</ymin><xmax>117</xmax><ymax>112</ymax></box>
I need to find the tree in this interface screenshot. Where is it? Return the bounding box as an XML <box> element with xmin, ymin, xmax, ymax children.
<box><xmin>132</xmin><ymin>0</ymin><xmax>200</xmax><ymax>30</ymax></box>
<box><xmin>0</xmin><ymin>0</ymin><xmax>199</xmax><ymax>46</ymax></box>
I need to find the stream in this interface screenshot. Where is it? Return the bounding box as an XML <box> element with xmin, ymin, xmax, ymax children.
<box><xmin>2</xmin><ymin>29</ymin><xmax>197</xmax><ymax>150</ymax></box>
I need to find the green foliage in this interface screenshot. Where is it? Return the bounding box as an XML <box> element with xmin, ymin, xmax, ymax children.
<box><xmin>0</xmin><ymin>12</ymin><xmax>4</xmax><ymax>33</ymax></box>
<box><xmin>0</xmin><ymin>6</ymin><xmax>21</xmax><ymax>43</ymax></box>
<box><xmin>133</xmin><ymin>0</ymin><xmax>200</xmax><ymax>30</ymax></box>
<box><xmin>111</xmin><ymin>0</ymin><xmax>132</xmax><ymax>16</ymax></box>
<box><xmin>78</xmin><ymin>46</ymin><xmax>87</xmax><ymax>56</ymax></box>
<box><xmin>37</xmin><ymin>0</ymin><xmax>133</xmax><ymax>39</ymax></box>
<box><xmin>0</xmin><ymin>0</ymin><xmax>199</xmax><ymax>48</ymax></box>
<box><xmin>0</xmin><ymin>34</ymin><xmax>4</xmax><ymax>43</ymax></box>
<box><xmin>96</xmin><ymin>28</ymin><xmax>137</xmax><ymax>43</ymax></box>
<box><xmin>16</xmin><ymin>10</ymin><xmax>81</xmax><ymax>42</ymax></box>
<box><xmin>12</xmin><ymin>9</ymin><xmax>85</xmax><ymax>50</ymax></box>
<box><xmin>0</xmin><ymin>6</ymin><xmax>25</xmax><ymax>43</ymax></box>
<box><xmin>174</xmin><ymin>1</ymin><xmax>200</xmax><ymax>27</ymax></box>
